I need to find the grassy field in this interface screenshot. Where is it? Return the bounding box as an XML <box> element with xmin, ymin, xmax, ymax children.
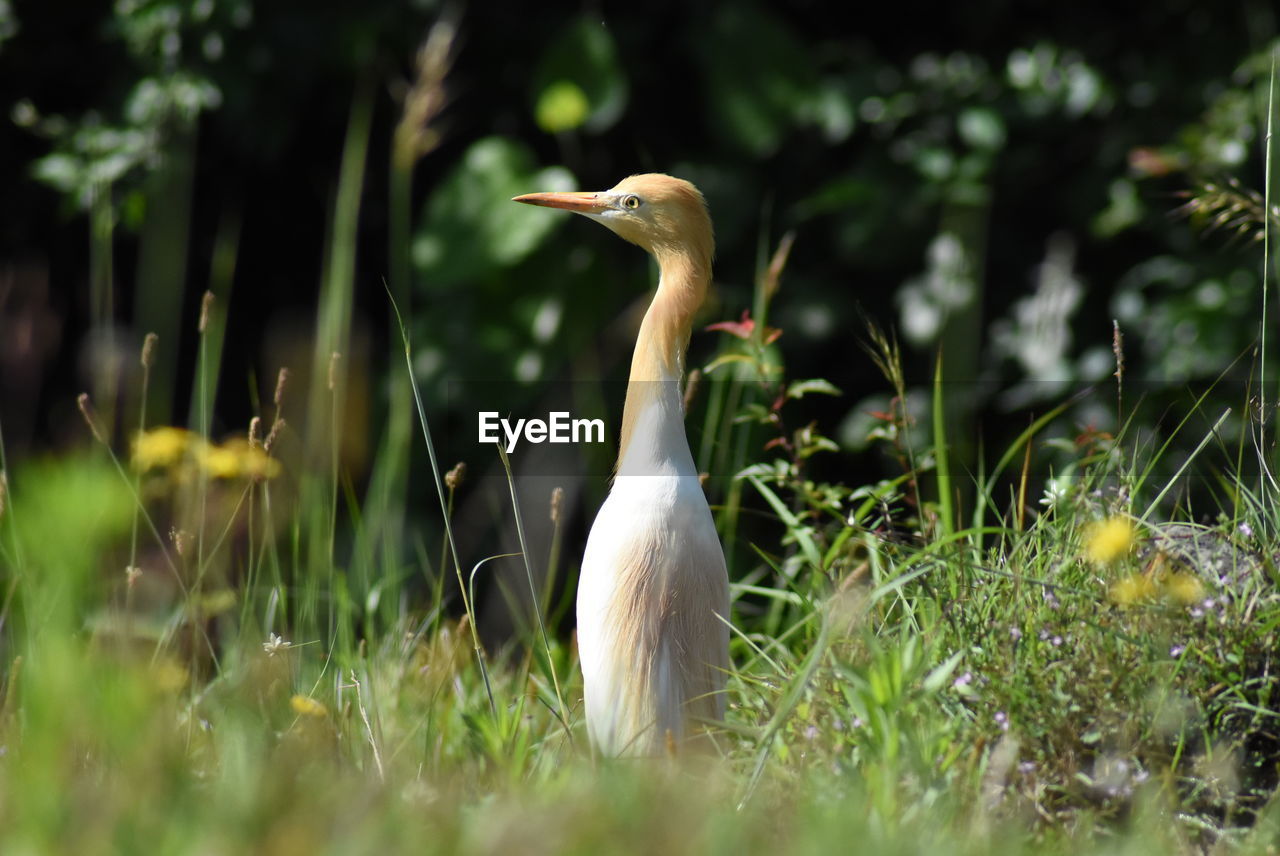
<box><xmin>2</xmin><ymin>293</ymin><xmax>1280</xmax><ymax>854</ymax></box>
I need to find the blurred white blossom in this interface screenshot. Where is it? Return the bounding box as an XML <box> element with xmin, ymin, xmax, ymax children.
<box><xmin>898</xmin><ymin>233</ymin><xmax>975</xmax><ymax>345</ymax></box>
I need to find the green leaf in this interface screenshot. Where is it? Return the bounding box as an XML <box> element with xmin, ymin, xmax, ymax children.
<box><xmin>700</xmin><ymin>6</ymin><xmax>822</xmax><ymax>156</ymax></box>
<box><xmin>703</xmin><ymin>352</ymin><xmax>758</xmax><ymax>374</ymax></box>
<box><xmin>786</xmin><ymin>378</ymin><xmax>842</xmax><ymax>399</ymax></box>
<box><xmin>745</xmin><ymin>474</ymin><xmax>823</xmax><ymax>571</ymax></box>
<box><xmin>535</xmin><ymin>81</ymin><xmax>590</xmax><ymax>134</ymax></box>
<box><xmin>922</xmin><ymin>649</ymin><xmax>966</xmax><ymax>694</ymax></box>
<box><xmin>532</xmin><ymin>17</ymin><xmax>628</xmax><ymax>134</ymax></box>
<box><xmin>413</xmin><ymin>137</ymin><xmax>574</xmax><ymax>289</ymax></box>
<box><xmin>957</xmin><ymin>107</ymin><xmax>1006</xmax><ymax>151</ymax></box>
<box><xmin>732</xmin><ymin>402</ymin><xmax>773</xmax><ymax>425</ymax></box>
<box><xmin>33</xmin><ymin>153</ymin><xmax>82</xmax><ymax>194</ymax></box>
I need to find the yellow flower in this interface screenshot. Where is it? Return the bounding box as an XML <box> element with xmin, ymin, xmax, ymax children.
<box><xmin>132</xmin><ymin>427</ymin><xmax>195</xmax><ymax>470</ymax></box>
<box><xmin>1085</xmin><ymin>517</ymin><xmax>1137</xmax><ymax>564</ymax></box>
<box><xmin>150</xmin><ymin>658</ymin><xmax>190</xmax><ymax>693</ymax></box>
<box><xmin>290</xmin><ymin>694</ymin><xmax>328</xmax><ymax>718</ymax></box>
<box><xmin>196</xmin><ymin>439</ymin><xmax>282</xmax><ymax>480</ymax></box>
<box><xmin>133</xmin><ymin>428</ymin><xmax>281</xmax><ymax>480</ymax></box>
<box><xmin>237</xmin><ymin>443</ymin><xmax>283</xmax><ymax>480</ymax></box>
<box><xmin>1108</xmin><ymin>573</ymin><xmax>1158</xmax><ymax>606</ymax></box>
<box><xmin>1162</xmin><ymin>572</ymin><xmax>1205</xmax><ymax>605</ymax></box>
<box><xmin>196</xmin><ymin>442</ymin><xmax>242</xmax><ymax>478</ymax></box>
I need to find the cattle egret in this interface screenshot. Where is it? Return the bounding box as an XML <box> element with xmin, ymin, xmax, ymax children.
<box><xmin>513</xmin><ymin>174</ymin><xmax>730</xmax><ymax>755</ymax></box>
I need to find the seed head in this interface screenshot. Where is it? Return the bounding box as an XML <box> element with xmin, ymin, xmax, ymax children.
<box><xmin>393</xmin><ymin>17</ymin><xmax>455</xmax><ymax>170</ymax></box>
<box><xmin>141</xmin><ymin>332</ymin><xmax>159</xmax><ymax>369</ymax></box>
<box><xmin>264</xmin><ymin>418</ymin><xmax>286</xmax><ymax>453</ymax></box>
<box><xmin>1111</xmin><ymin>320</ymin><xmax>1124</xmax><ymax>384</ymax></box>
<box><xmin>77</xmin><ymin>393</ymin><xmax>105</xmax><ymax>443</ymax></box>
<box><xmin>550</xmin><ymin>486</ymin><xmax>564</xmax><ymax>525</ymax></box>
<box><xmin>273</xmin><ymin>367</ymin><xmax>291</xmax><ymax>410</ymax></box>
<box><xmin>170</xmin><ymin>528</ymin><xmax>193</xmax><ymax>558</ymax></box>
<box><xmin>198</xmin><ymin>291</ymin><xmax>215</xmax><ymax>334</ymax></box>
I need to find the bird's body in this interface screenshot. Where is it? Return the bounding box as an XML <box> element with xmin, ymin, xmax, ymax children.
<box><xmin>514</xmin><ymin>174</ymin><xmax>730</xmax><ymax>755</ymax></box>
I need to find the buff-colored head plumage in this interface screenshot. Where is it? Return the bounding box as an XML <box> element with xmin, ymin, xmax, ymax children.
<box><xmin>514</xmin><ymin>173</ymin><xmax>714</xmax><ymax>271</ymax></box>
<box><xmin>602</xmin><ymin>174</ymin><xmax>714</xmax><ymax>267</ymax></box>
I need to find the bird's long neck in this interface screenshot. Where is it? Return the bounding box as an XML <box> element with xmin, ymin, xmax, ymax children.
<box><xmin>616</xmin><ymin>251</ymin><xmax>709</xmax><ymax>477</ymax></box>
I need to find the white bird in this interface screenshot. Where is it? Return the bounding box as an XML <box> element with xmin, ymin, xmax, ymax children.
<box><xmin>514</xmin><ymin>174</ymin><xmax>730</xmax><ymax>755</ymax></box>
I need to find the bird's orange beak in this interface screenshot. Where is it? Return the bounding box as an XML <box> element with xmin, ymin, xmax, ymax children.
<box><xmin>511</xmin><ymin>190</ymin><xmax>610</xmax><ymax>214</ymax></box>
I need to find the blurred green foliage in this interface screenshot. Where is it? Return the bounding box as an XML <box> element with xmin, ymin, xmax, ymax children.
<box><xmin>531</xmin><ymin>18</ymin><xmax>627</xmax><ymax>134</ymax></box>
<box><xmin>5</xmin><ymin>3</ymin><xmax>1276</xmax><ymax>451</ymax></box>
<box><xmin>413</xmin><ymin>137</ymin><xmax>574</xmax><ymax>288</ymax></box>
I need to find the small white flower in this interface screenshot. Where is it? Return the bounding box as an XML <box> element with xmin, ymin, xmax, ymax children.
<box><xmin>263</xmin><ymin>632</ymin><xmax>291</xmax><ymax>656</ymax></box>
<box><xmin>1039</xmin><ymin>476</ymin><xmax>1071</xmax><ymax>508</ymax></box>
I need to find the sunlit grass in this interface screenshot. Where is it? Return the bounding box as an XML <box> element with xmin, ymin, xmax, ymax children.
<box><xmin>5</xmin><ymin>291</ymin><xmax>1280</xmax><ymax>855</ymax></box>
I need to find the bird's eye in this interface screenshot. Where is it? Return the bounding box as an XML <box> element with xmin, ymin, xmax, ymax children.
<box><xmin>623</xmin><ymin>195</ymin><xmax>642</xmax><ymax>210</ymax></box>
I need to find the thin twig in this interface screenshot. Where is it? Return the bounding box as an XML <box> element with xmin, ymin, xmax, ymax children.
<box><xmin>350</xmin><ymin>669</ymin><xmax>386</xmax><ymax>782</ymax></box>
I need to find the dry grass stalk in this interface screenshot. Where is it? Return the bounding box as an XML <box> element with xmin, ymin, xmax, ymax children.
<box><xmin>264</xmin><ymin>418</ymin><xmax>286</xmax><ymax>453</ymax></box>
<box><xmin>393</xmin><ymin>17</ymin><xmax>456</xmax><ymax>172</ymax></box>
<box><xmin>141</xmin><ymin>332</ymin><xmax>158</xmax><ymax>368</ymax></box>
<box><xmin>1177</xmin><ymin>177</ymin><xmax>1280</xmax><ymax>244</ymax></box>
<box><xmin>77</xmin><ymin>392</ymin><xmax>105</xmax><ymax>443</ymax></box>
<box><xmin>273</xmin><ymin>367</ymin><xmax>290</xmax><ymax>411</ymax></box>
<box><xmin>198</xmin><ymin>291</ymin><xmax>215</xmax><ymax>334</ymax></box>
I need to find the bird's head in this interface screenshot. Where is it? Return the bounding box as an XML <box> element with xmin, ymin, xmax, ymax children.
<box><xmin>514</xmin><ymin>173</ymin><xmax>713</xmax><ymax>270</ymax></box>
